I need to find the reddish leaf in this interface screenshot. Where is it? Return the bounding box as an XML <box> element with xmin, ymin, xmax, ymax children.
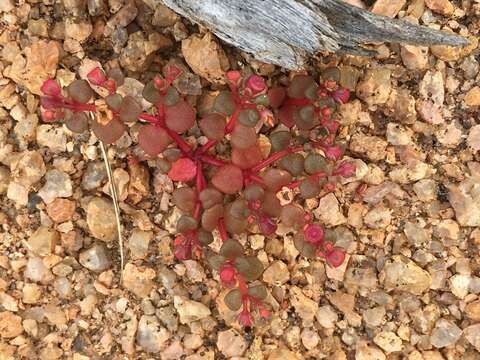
<box><xmin>326</xmin><ymin>248</ymin><xmax>346</xmax><ymax>267</ymax></box>
<box><xmin>246</xmin><ymin>75</ymin><xmax>266</xmax><ymax>94</ymax></box>
<box><xmin>267</xmin><ymin>87</ymin><xmax>286</xmax><ymax>108</ymax></box>
<box><xmin>87</xmin><ymin>67</ymin><xmax>107</xmax><ymax>85</ymax></box>
<box><xmin>278</xmin><ymin>104</ymin><xmax>296</xmax><ymax>128</ymax></box>
<box><xmin>138</xmin><ymin>125</ymin><xmax>172</xmax><ymax>156</ymax></box>
<box><xmin>165</xmin><ymin>100</ymin><xmax>196</xmax><ymax>133</ymax></box>
<box><xmin>212</xmin><ymin>164</ymin><xmax>243</xmax><ymax>194</ymax></box>
<box><xmin>40</xmin><ymin>79</ymin><xmax>61</xmax><ymax>96</ymax></box>
<box><xmin>168</xmin><ymin>158</ymin><xmax>197</xmax><ymax>182</ymax></box>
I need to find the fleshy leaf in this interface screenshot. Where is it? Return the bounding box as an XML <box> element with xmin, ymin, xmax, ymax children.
<box><xmin>224</xmin><ymin>289</ymin><xmax>242</xmax><ymax>311</ymax></box>
<box><xmin>326</xmin><ymin>248</ymin><xmax>346</xmax><ymax>267</ymax></box>
<box><xmin>234</xmin><ymin>256</ymin><xmax>263</xmax><ymax>281</ymax></box>
<box><xmin>168</xmin><ymin>158</ymin><xmax>197</xmax><ymax>182</ymax></box>
<box><xmin>219</xmin><ymin>239</ymin><xmax>244</xmax><ymax>259</ymax></box>
<box><xmin>40</xmin><ymin>79</ymin><xmax>61</xmax><ymax>96</ymax></box>
<box><xmin>248</xmin><ymin>285</ymin><xmax>268</xmax><ymax>300</ymax></box>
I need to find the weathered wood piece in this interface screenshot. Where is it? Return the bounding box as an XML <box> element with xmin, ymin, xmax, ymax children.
<box><xmin>162</xmin><ymin>0</ymin><xmax>468</xmax><ymax>69</ymax></box>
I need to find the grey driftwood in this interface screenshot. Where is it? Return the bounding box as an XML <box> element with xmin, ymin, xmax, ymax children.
<box><xmin>162</xmin><ymin>0</ymin><xmax>468</xmax><ymax>69</ymax></box>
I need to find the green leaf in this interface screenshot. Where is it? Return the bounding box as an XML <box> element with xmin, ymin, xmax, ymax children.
<box><xmin>235</xmin><ymin>256</ymin><xmax>264</xmax><ymax>281</ymax></box>
<box><xmin>293</xmin><ymin>234</ymin><xmax>316</xmax><ymax>259</ymax></box>
<box><xmin>224</xmin><ymin>289</ymin><xmax>242</xmax><ymax>311</ymax></box>
<box><xmin>207</xmin><ymin>253</ymin><xmax>226</xmax><ymax>270</ymax></box>
<box><xmin>220</xmin><ymin>239</ymin><xmax>244</xmax><ymax>259</ymax></box>
<box><xmin>248</xmin><ymin>284</ymin><xmax>267</xmax><ymax>300</ymax></box>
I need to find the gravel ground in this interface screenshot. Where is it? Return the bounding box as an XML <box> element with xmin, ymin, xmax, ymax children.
<box><xmin>1</xmin><ymin>0</ymin><xmax>480</xmax><ymax>359</ymax></box>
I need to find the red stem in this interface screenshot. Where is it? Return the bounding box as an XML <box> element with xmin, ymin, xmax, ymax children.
<box><xmin>197</xmin><ymin>139</ymin><xmax>218</xmax><ymax>155</ymax></box>
<box><xmin>225</xmin><ymin>108</ymin><xmax>240</xmax><ymax>134</ymax></box>
<box><xmin>138</xmin><ymin>113</ymin><xmax>159</xmax><ymax>123</ymax></box>
<box><xmin>250</xmin><ymin>145</ymin><xmax>303</xmax><ymax>173</ymax></box>
<box><xmin>217</xmin><ymin>218</ymin><xmax>228</xmax><ymax>242</ymax></box>
<box><xmin>283</xmin><ymin>98</ymin><xmax>311</xmax><ymax>107</ymax></box>
<box><xmin>200</xmin><ymin>155</ymin><xmax>225</xmax><ymax>167</ymax></box>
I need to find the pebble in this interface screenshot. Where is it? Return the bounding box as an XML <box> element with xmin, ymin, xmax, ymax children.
<box><xmin>404</xmin><ymin>222</ymin><xmax>430</xmax><ymax>247</ymax></box>
<box><xmin>289</xmin><ymin>286</ymin><xmax>318</xmax><ymax>326</ymax></box>
<box><xmin>79</xmin><ymin>244</ymin><xmax>111</xmax><ymax>272</ymax></box>
<box><xmin>22</xmin><ymin>283</ymin><xmax>42</xmax><ymax>304</ymax></box>
<box><xmin>46</xmin><ymin>198</ymin><xmax>76</xmax><ymax>223</ymax></box>
<box><xmin>363</xmin><ymin>306</ymin><xmax>386</xmax><ymax>327</ymax></box>
<box><xmin>27</xmin><ymin>226</ymin><xmax>58</xmax><ymax>256</ymax></box>
<box><xmin>464</xmin><ymin>87</ymin><xmax>480</xmax><ymax>108</ymax></box>
<box><xmin>263</xmin><ymin>260</ymin><xmax>290</xmax><ymax>285</ymax></box>
<box><xmin>464</xmin><ymin>324</ymin><xmax>480</xmax><ymax>351</ymax></box>
<box><xmin>328</xmin><ymin>291</ymin><xmax>361</xmax><ymax>326</ymax></box>
<box><xmin>349</xmin><ymin>134</ymin><xmax>387</xmax><ymax>161</ymax></box>
<box><xmin>136</xmin><ymin>315</ymin><xmax>170</xmax><ymax>353</ymax></box>
<box><xmin>355</xmin><ymin>68</ymin><xmax>391</xmax><ymax>106</ymax></box>
<box><xmin>44</xmin><ymin>304</ymin><xmax>67</xmax><ymax>327</ymax></box>
<box><xmin>268</xmin><ymin>348</ymin><xmax>302</xmax><ymax>360</ymax></box>
<box><xmin>36</xmin><ymin>125</ymin><xmax>67</xmax><ymax>153</ymax></box>
<box><xmin>65</xmin><ymin>19</ymin><xmax>93</xmax><ymax>43</ymax></box>
<box><xmin>386</xmin><ymin>123</ymin><xmax>412</xmax><ymax>146</ymax></box>
<box><xmin>465</xmin><ymin>300</ymin><xmax>480</xmax><ymax>321</ymax></box>
<box><xmin>120</xmin><ymin>32</ymin><xmax>172</xmax><ymax>72</ymax></box>
<box><xmin>300</xmin><ymin>328</ymin><xmax>319</xmax><ymax>350</ymax></box>
<box><xmin>373</xmin><ymin>331</ymin><xmax>403</xmax><ymax>353</ymax></box>
<box><xmin>173</xmin><ymin>296</ymin><xmax>211</xmax><ymax>324</ymax></box>
<box><xmin>7</xmin><ymin>182</ymin><xmax>29</xmax><ymax>206</ymax></box>
<box><xmin>0</xmin><ymin>311</ymin><xmax>23</xmax><ymax>338</ymax></box>
<box><xmin>217</xmin><ymin>329</ymin><xmax>247</xmax><ymax>357</ymax></box>
<box><xmin>122</xmin><ymin>263</ymin><xmax>156</xmax><ymax>298</ymax></box>
<box><xmin>401</xmin><ymin>45</ymin><xmax>428</xmax><ymax>70</ymax></box>
<box><xmin>82</xmin><ymin>161</ymin><xmax>107</xmax><ymax>190</ymax></box>
<box><xmin>355</xmin><ymin>342</ymin><xmax>386</xmax><ymax>360</ymax></box>
<box><xmin>448</xmin><ymin>177</ymin><xmax>480</xmax><ymax>226</ymax></box>
<box><xmin>430</xmin><ymin>319</ymin><xmax>462</xmax><ymax>348</ymax></box>
<box><xmin>436</xmin><ymin>122</ymin><xmax>463</xmax><ymax>148</ymax></box>
<box><xmin>316</xmin><ymin>305</ymin><xmax>338</xmax><ymax>329</ymax></box>
<box><xmin>152</xmin><ymin>4</ymin><xmax>179</xmax><ymax>27</ymax></box>
<box><xmin>425</xmin><ymin>0</ymin><xmax>454</xmax><ymax>15</ymax></box>
<box><xmin>371</xmin><ymin>0</ymin><xmax>406</xmax><ymax>17</ymax></box>
<box><xmin>413</xmin><ymin>179</ymin><xmax>437</xmax><ymax>202</ymax></box>
<box><xmin>0</xmin><ymin>292</ymin><xmax>17</xmax><ymax>312</ymax></box>
<box><xmin>315</xmin><ymin>193</ymin><xmax>346</xmax><ymax>226</ymax></box>
<box><xmin>364</xmin><ymin>207</ymin><xmax>391</xmax><ymax>229</ymax></box>
<box><xmin>467</xmin><ymin>124</ymin><xmax>480</xmax><ymax>152</ymax></box>
<box><xmin>449</xmin><ymin>274</ymin><xmax>470</xmax><ymax>298</ymax></box>
<box><xmin>182</xmin><ymin>33</ymin><xmax>230</xmax><ymax>84</ymax></box>
<box><xmin>24</xmin><ymin>257</ymin><xmax>53</xmax><ymax>283</ymax></box>
<box><xmin>38</xmin><ymin>170</ymin><xmax>72</xmax><ymax>204</ymax></box>
<box><xmin>10</xmin><ymin>150</ymin><xmax>46</xmax><ymax>188</ymax></box>
<box><xmin>183</xmin><ymin>260</ymin><xmax>206</xmax><ymax>283</ymax></box>
<box><xmin>127</xmin><ymin>229</ymin><xmax>152</xmax><ymax>259</ymax></box>
<box><xmin>86</xmin><ymin>197</ymin><xmax>117</xmax><ymax>241</ymax></box>
<box><xmin>382</xmin><ymin>256</ymin><xmax>432</xmax><ymax>295</ymax></box>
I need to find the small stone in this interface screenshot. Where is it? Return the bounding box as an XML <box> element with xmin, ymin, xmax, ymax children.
<box><xmin>328</xmin><ymin>291</ymin><xmax>362</xmax><ymax>326</ymax></box>
<box><xmin>128</xmin><ymin>229</ymin><xmax>152</xmax><ymax>259</ymax></box>
<box><xmin>382</xmin><ymin>256</ymin><xmax>432</xmax><ymax>295</ymax></box>
<box><xmin>86</xmin><ymin>197</ymin><xmax>117</xmax><ymax>241</ymax></box>
<box><xmin>162</xmin><ymin>341</ymin><xmax>184</xmax><ymax>360</ymax></box>
<box><xmin>10</xmin><ymin>150</ymin><xmax>46</xmax><ymax>188</ymax></box>
<box><xmin>401</xmin><ymin>45</ymin><xmax>428</xmax><ymax>70</ymax></box>
<box><xmin>363</xmin><ymin>306</ymin><xmax>386</xmax><ymax>327</ymax></box>
<box><xmin>386</xmin><ymin>123</ymin><xmax>412</xmax><ymax>145</ymax></box>
<box><xmin>356</xmin><ymin>68</ymin><xmax>391</xmax><ymax>106</ymax></box>
<box><xmin>38</xmin><ymin>170</ymin><xmax>72</xmax><ymax>204</ymax></box>
<box><xmin>4</xmin><ymin>41</ymin><xmax>60</xmax><ymax>95</ymax></box>
<box><xmin>425</xmin><ymin>0</ymin><xmax>454</xmax><ymax>15</ymax></box>
<box><xmin>65</xmin><ymin>19</ymin><xmax>92</xmax><ymax>42</ymax></box>
<box><xmin>79</xmin><ymin>244</ymin><xmax>111</xmax><ymax>272</ymax></box>
<box><xmin>349</xmin><ymin>134</ymin><xmax>387</xmax><ymax>161</ymax></box>
<box><xmin>268</xmin><ymin>348</ymin><xmax>302</xmax><ymax>360</ymax></box>
<box><xmin>465</xmin><ymin>300</ymin><xmax>480</xmax><ymax>321</ymax></box>
<box><xmin>0</xmin><ymin>292</ymin><xmax>18</xmax><ymax>312</ymax></box>
<box><xmin>36</xmin><ymin>125</ymin><xmax>67</xmax><ymax>153</ymax></box>
<box><xmin>46</xmin><ymin>199</ymin><xmax>76</xmax><ymax>223</ymax></box>
<box><xmin>430</xmin><ymin>319</ymin><xmax>462</xmax><ymax>348</ymax></box>
<box><xmin>183</xmin><ymin>260</ymin><xmax>206</xmax><ymax>283</ymax></box>
<box><xmin>436</xmin><ymin>122</ymin><xmax>463</xmax><ymax>148</ymax></box>
<box><xmin>182</xmin><ymin>33</ymin><xmax>230</xmax><ymax>84</ymax></box>
<box><xmin>315</xmin><ymin>193</ymin><xmax>346</xmax><ymax>226</ymax></box>
<box><xmin>152</xmin><ymin>4</ymin><xmax>179</xmax><ymax>27</ymax></box>
<box><xmin>316</xmin><ymin>305</ymin><xmax>338</xmax><ymax>329</ymax></box>
<box><xmin>7</xmin><ymin>182</ymin><xmax>29</xmax><ymax>206</ymax></box>
<box><xmin>373</xmin><ymin>331</ymin><xmax>403</xmax><ymax>353</ymax></box>
<box><xmin>419</xmin><ymin>71</ymin><xmax>444</xmax><ymax>107</ymax></box>
<box><xmin>467</xmin><ymin>125</ymin><xmax>480</xmax><ymax>152</ymax></box>
<box><xmin>122</xmin><ymin>263</ymin><xmax>156</xmax><ymax>298</ymax></box>
<box><xmin>136</xmin><ymin>315</ymin><xmax>170</xmax><ymax>353</ymax></box>
<box><xmin>371</xmin><ymin>0</ymin><xmax>406</xmax><ymax>17</ymax></box>
<box><xmin>104</xmin><ymin>0</ymin><xmax>138</xmax><ymax>35</ymax></box>
<box><xmin>0</xmin><ymin>0</ymin><xmax>14</xmax><ymax>12</ymax></box>
<box><xmin>301</xmin><ymin>328</ymin><xmax>319</xmax><ymax>350</ymax></box>
<box><xmin>27</xmin><ymin>226</ymin><xmax>58</xmax><ymax>256</ymax></box>
<box><xmin>464</xmin><ymin>324</ymin><xmax>480</xmax><ymax>351</ymax></box>
<box><xmin>22</xmin><ymin>283</ymin><xmax>42</xmax><ymax>304</ymax></box>
<box><xmin>404</xmin><ymin>222</ymin><xmax>430</xmax><ymax>247</ymax></box>
<box><xmin>465</xmin><ymin>87</ymin><xmax>480</xmax><ymax>108</ymax></box>
<box><xmin>263</xmin><ymin>261</ymin><xmax>290</xmax><ymax>285</ymax></box>
<box><xmin>355</xmin><ymin>342</ymin><xmax>386</xmax><ymax>360</ymax></box>
<box><xmin>364</xmin><ymin>207</ymin><xmax>391</xmax><ymax>229</ymax></box>
<box><xmin>413</xmin><ymin>180</ymin><xmax>437</xmax><ymax>202</ymax></box>
<box><xmin>120</xmin><ymin>32</ymin><xmax>172</xmax><ymax>72</ymax></box>
<box><xmin>44</xmin><ymin>304</ymin><xmax>67</xmax><ymax>327</ymax></box>
<box><xmin>173</xmin><ymin>296</ymin><xmax>211</xmax><ymax>324</ymax></box>
<box><xmin>24</xmin><ymin>257</ymin><xmax>53</xmax><ymax>283</ymax></box>
<box><xmin>418</xmin><ymin>100</ymin><xmax>443</xmax><ymax>124</ymax></box>
<box><xmin>449</xmin><ymin>274</ymin><xmax>470</xmax><ymax>299</ymax></box>
<box><xmin>448</xmin><ymin>177</ymin><xmax>480</xmax><ymax>226</ymax></box>
<box><xmin>82</xmin><ymin>162</ymin><xmax>107</xmax><ymax>190</ymax></box>
<box><xmin>0</xmin><ymin>311</ymin><xmax>22</xmax><ymax>338</ymax></box>
<box><xmin>217</xmin><ymin>329</ymin><xmax>247</xmax><ymax>357</ymax></box>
